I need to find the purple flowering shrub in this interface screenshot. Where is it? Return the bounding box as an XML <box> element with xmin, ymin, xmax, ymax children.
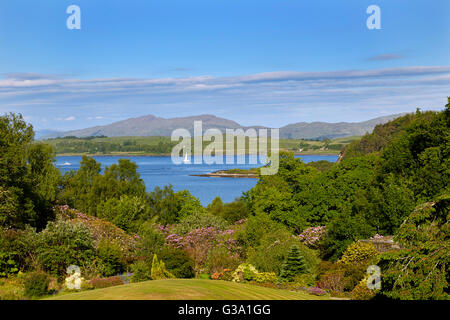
<box><xmin>166</xmin><ymin>227</ymin><xmax>241</xmax><ymax>274</ymax></box>
<box><xmin>307</xmin><ymin>286</ymin><xmax>326</xmax><ymax>296</ymax></box>
<box><xmin>298</xmin><ymin>226</ymin><xmax>327</xmax><ymax>248</ymax></box>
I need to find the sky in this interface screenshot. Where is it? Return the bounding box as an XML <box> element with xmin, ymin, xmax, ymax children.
<box><xmin>0</xmin><ymin>0</ymin><xmax>449</xmax><ymax>131</ymax></box>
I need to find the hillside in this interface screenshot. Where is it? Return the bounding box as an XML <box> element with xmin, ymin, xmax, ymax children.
<box><xmin>40</xmin><ymin>113</ymin><xmax>405</xmax><ymax>140</ymax></box>
<box><xmin>45</xmin><ymin>279</ymin><xmax>328</xmax><ymax>300</ymax></box>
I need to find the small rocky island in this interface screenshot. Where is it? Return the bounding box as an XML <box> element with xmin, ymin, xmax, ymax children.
<box><xmin>191</xmin><ymin>168</ymin><xmax>259</xmax><ymax>178</ymax></box>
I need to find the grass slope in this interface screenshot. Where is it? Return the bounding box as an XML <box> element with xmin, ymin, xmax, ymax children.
<box><xmin>46</xmin><ymin>279</ymin><xmax>328</xmax><ymax>300</ymax></box>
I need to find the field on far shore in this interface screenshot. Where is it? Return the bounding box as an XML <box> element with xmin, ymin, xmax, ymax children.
<box><xmin>45</xmin><ymin>279</ymin><xmax>329</xmax><ymax>300</ymax></box>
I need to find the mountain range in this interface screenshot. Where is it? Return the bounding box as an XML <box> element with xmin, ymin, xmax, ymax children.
<box><xmin>39</xmin><ymin>113</ymin><xmax>406</xmax><ymax>140</ymax></box>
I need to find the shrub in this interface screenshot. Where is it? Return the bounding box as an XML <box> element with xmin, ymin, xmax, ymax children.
<box><xmin>307</xmin><ymin>287</ymin><xmax>326</xmax><ymax>296</ymax></box>
<box><xmin>255</xmin><ymin>272</ymin><xmax>278</xmax><ymax>284</ymax></box>
<box><xmin>130</xmin><ymin>260</ymin><xmax>152</xmax><ymax>283</ymax></box>
<box><xmin>232</xmin><ymin>263</ymin><xmax>258</xmax><ymax>282</ymax></box>
<box><xmin>55</xmin><ymin>205</ymin><xmax>138</xmax><ymax>265</ymax></box>
<box><xmin>35</xmin><ymin>219</ymin><xmax>95</xmax><ymax>278</ymax></box>
<box><xmin>158</xmin><ymin>247</ymin><xmax>195</xmax><ymax>279</ymax></box>
<box><xmin>0</xmin><ymin>251</ymin><xmax>19</xmax><ymax>277</ymax></box>
<box><xmin>350</xmin><ymin>278</ymin><xmax>376</xmax><ymax>300</ymax></box>
<box><xmin>174</xmin><ymin>211</ymin><xmax>229</xmax><ymax>235</ymax></box>
<box><xmin>150</xmin><ymin>254</ymin><xmax>174</xmax><ymax>280</ymax></box>
<box><xmin>205</xmin><ymin>246</ymin><xmax>240</xmax><ymax>275</ymax></box>
<box><xmin>211</xmin><ymin>268</ymin><xmax>233</xmax><ymax>281</ymax></box>
<box><xmin>279</xmin><ymin>245</ymin><xmax>309</xmax><ymax>282</ymax></box>
<box><xmin>377</xmin><ymin>196</ymin><xmax>449</xmax><ymax>300</ymax></box>
<box><xmin>293</xmin><ymin>273</ymin><xmax>316</xmax><ymax>288</ymax></box>
<box><xmin>298</xmin><ymin>226</ymin><xmax>327</xmax><ymax>249</ymax></box>
<box><xmin>317</xmin><ymin>261</ymin><xmax>367</xmax><ymax>293</ymax></box>
<box><xmin>89</xmin><ymin>276</ymin><xmax>124</xmax><ymax>289</ymax></box>
<box><xmin>338</xmin><ymin>241</ymin><xmax>378</xmax><ymax>266</ymax></box>
<box><xmin>316</xmin><ymin>271</ymin><xmax>345</xmax><ymax>293</ymax></box>
<box><xmin>247</xmin><ymin>227</ymin><xmax>319</xmax><ymax>276</ymax></box>
<box><xmin>96</xmin><ymin>239</ymin><xmax>126</xmax><ymax>277</ymax></box>
<box><xmin>0</xmin><ymin>277</ymin><xmax>25</xmax><ymax>300</ymax></box>
<box><xmin>23</xmin><ymin>271</ymin><xmax>51</xmax><ymax>298</ymax></box>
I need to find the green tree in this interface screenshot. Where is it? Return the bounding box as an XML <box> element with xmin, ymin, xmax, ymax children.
<box><xmin>0</xmin><ymin>113</ymin><xmax>60</xmax><ymax>230</ymax></box>
<box><xmin>279</xmin><ymin>245</ymin><xmax>309</xmax><ymax>282</ymax></box>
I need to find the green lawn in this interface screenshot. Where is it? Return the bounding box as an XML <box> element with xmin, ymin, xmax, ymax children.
<box><xmin>45</xmin><ymin>279</ymin><xmax>329</xmax><ymax>300</ymax></box>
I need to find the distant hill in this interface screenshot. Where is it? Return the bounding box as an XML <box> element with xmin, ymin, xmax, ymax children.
<box><xmin>35</xmin><ymin>129</ymin><xmax>63</xmax><ymax>140</ymax></box>
<box><xmin>40</xmin><ymin>113</ymin><xmax>406</xmax><ymax>140</ymax></box>
<box><xmin>279</xmin><ymin>114</ymin><xmax>407</xmax><ymax>139</ymax></box>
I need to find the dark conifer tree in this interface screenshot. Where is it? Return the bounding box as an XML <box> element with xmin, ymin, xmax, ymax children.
<box><xmin>279</xmin><ymin>245</ymin><xmax>308</xmax><ymax>282</ymax></box>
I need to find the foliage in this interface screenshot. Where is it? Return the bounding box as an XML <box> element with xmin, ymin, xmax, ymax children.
<box><xmin>59</xmin><ymin>156</ymin><xmax>146</xmax><ymax>217</ymax></box>
<box><xmin>0</xmin><ymin>251</ymin><xmax>19</xmax><ymax>277</ymax></box>
<box><xmin>0</xmin><ymin>276</ymin><xmax>25</xmax><ymax>300</ymax></box>
<box><xmin>298</xmin><ymin>226</ymin><xmax>327</xmax><ymax>249</ymax></box>
<box><xmin>89</xmin><ymin>276</ymin><xmax>124</xmax><ymax>289</ymax></box>
<box><xmin>96</xmin><ymin>239</ymin><xmax>126</xmax><ymax>277</ymax></box>
<box><xmin>35</xmin><ymin>219</ymin><xmax>95</xmax><ymax>277</ymax></box>
<box><xmin>174</xmin><ymin>211</ymin><xmax>229</xmax><ymax>235</ymax></box>
<box><xmin>211</xmin><ymin>268</ymin><xmax>233</xmax><ymax>281</ymax></box>
<box><xmin>316</xmin><ymin>261</ymin><xmax>368</xmax><ymax>293</ymax></box>
<box><xmin>97</xmin><ymin>195</ymin><xmax>150</xmax><ymax>233</ymax></box>
<box><xmin>55</xmin><ymin>205</ymin><xmax>138</xmax><ymax>264</ymax></box>
<box><xmin>254</xmin><ymin>272</ymin><xmax>278</xmax><ymax>284</ymax></box>
<box><xmin>279</xmin><ymin>245</ymin><xmax>309</xmax><ymax>282</ymax></box>
<box><xmin>0</xmin><ymin>113</ymin><xmax>60</xmax><ymax>230</ymax></box>
<box><xmin>207</xmin><ymin>197</ymin><xmax>249</xmax><ymax>223</ymax></box>
<box><xmin>350</xmin><ymin>277</ymin><xmax>376</xmax><ymax>300</ymax></box>
<box><xmin>247</xmin><ymin>225</ymin><xmax>319</xmax><ymax>276</ymax></box>
<box><xmin>307</xmin><ymin>287</ymin><xmax>327</xmax><ymax>296</ymax></box>
<box><xmin>166</xmin><ymin>227</ymin><xmax>238</xmax><ymax>275</ymax></box>
<box><xmin>148</xmin><ymin>186</ymin><xmax>205</xmax><ymax>225</ymax></box>
<box><xmin>232</xmin><ymin>263</ymin><xmax>259</xmax><ymax>282</ymax></box>
<box><xmin>158</xmin><ymin>247</ymin><xmax>195</xmax><ymax>279</ymax></box>
<box><xmin>377</xmin><ymin>195</ymin><xmax>449</xmax><ymax>300</ymax></box>
<box><xmin>205</xmin><ymin>245</ymin><xmax>241</xmax><ymax>275</ymax></box>
<box><xmin>23</xmin><ymin>271</ymin><xmax>51</xmax><ymax>298</ymax></box>
<box><xmin>130</xmin><ymin>260</ymin><xmax>152</xmax><ymax>283</ymax></box>
<box><xmin>150</xmin><ymin>254</ymin><xmax>175</xmax><ymax>280</ymax></box>
<box><xmin>337</xmin><ymin>241</ymin><xmax>378</xmax><ymax>266</ymax></box>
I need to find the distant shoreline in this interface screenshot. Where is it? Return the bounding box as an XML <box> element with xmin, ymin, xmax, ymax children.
<box><xmin>54</xmin><ymin>151</ymin><xmax>340</xmax><ymax>157</ymax></box>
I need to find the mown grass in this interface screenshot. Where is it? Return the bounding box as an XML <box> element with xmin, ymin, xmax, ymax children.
<box><xmin>45</xmin><ymin>279</ymin><xmax>329</xmax><ymax>300</ymax></box>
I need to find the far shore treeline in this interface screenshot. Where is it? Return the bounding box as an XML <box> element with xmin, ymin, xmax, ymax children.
<box><xmin>41</xmin><ymin>135</ymin><xmax>357</xmax><ymax>156</ymax></box>
<box><xmin>0</xmin><ymin>99</ymin><xmax>448</xmax><ymax>300</ymax></box>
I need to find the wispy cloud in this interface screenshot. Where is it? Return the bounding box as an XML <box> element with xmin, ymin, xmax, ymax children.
<box><xmin>366</xmin><ymin>54</ymin><xmax>405</xmax><ymax>61</ymax></box>
<box><xmin>1</xmin><ymin>66</ymin><xmax>449</xmax><ymax>128</ymax></box>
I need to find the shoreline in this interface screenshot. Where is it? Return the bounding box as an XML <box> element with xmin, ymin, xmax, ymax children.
<box><xmin>54</xmin><ymin>151</ymin><xmax>340</xmax><ymax>157</ymax></box>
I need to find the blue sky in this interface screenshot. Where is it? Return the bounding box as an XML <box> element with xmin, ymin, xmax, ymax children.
<box><xmin>0</xmin><ymin>0</ymin><xmax>449</xmax><ymax>130</ymax></box>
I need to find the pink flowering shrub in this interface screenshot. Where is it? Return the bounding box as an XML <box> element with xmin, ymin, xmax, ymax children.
<box><xmin>53</xmin><ymin>205</ymin><xmax>138</xmax><ymax>263</ymax></box>
<box><xmin>307</xmin><ymin>286</ymin><xmax>326</xmax><ymax>296</ymax></box>
<box><xmin>298</xmin><ymin>226</ymin><xmax>327</xmax><ymax>248</ymax></box>
<box><xmin>370</xmin><ymin>234</ymin><xmax>385</xmax><ymax>240</ymax></box>
<box><xmin>166</xmin><ymin>227</ymin><xmax>240</xmax><ymax>274</ymax></box>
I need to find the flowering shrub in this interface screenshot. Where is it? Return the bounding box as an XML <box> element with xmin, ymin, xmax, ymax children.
<box><xmin>232</xmin><ymin>263</ymin><xmax>259</xmax><ymax>282</ymax></box>
<box><xmin>370</xmin><ymin>234</ymin><xmax>385</xmax><ymax>240</ymax></box>
<box><xmin>307</xmin><ymin>287</ymin><xmax>326</xmax><ymax>296</ymax></box>
<box><xmin>298</xmin><ymin>226</ymin><xmax>326</xmax><ymax>248</ymax></box>
<box><xmin>211</xmin><ymin>268</ymin><xmax>233</xmax><ymax>281</ymax></box>
<box><xmin>166</xmin><ymin>227</ymin><xmax>240</xmax><ymax>274</ymax></box>
<box><xmin>89</xmin><ymin>276</ymin><xmax>124</xmax><ymax>289</ymax></box>
<box><xmin>54</xmin><ymin>205</ymin><xmax>138</xmax><ymax>264</ymax></box>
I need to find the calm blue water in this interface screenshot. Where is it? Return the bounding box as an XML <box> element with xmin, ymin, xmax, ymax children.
<box><xmin>55</xmin><ymin>155</ymin><xmax>338</xmax><ymax>205</ymax></box>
